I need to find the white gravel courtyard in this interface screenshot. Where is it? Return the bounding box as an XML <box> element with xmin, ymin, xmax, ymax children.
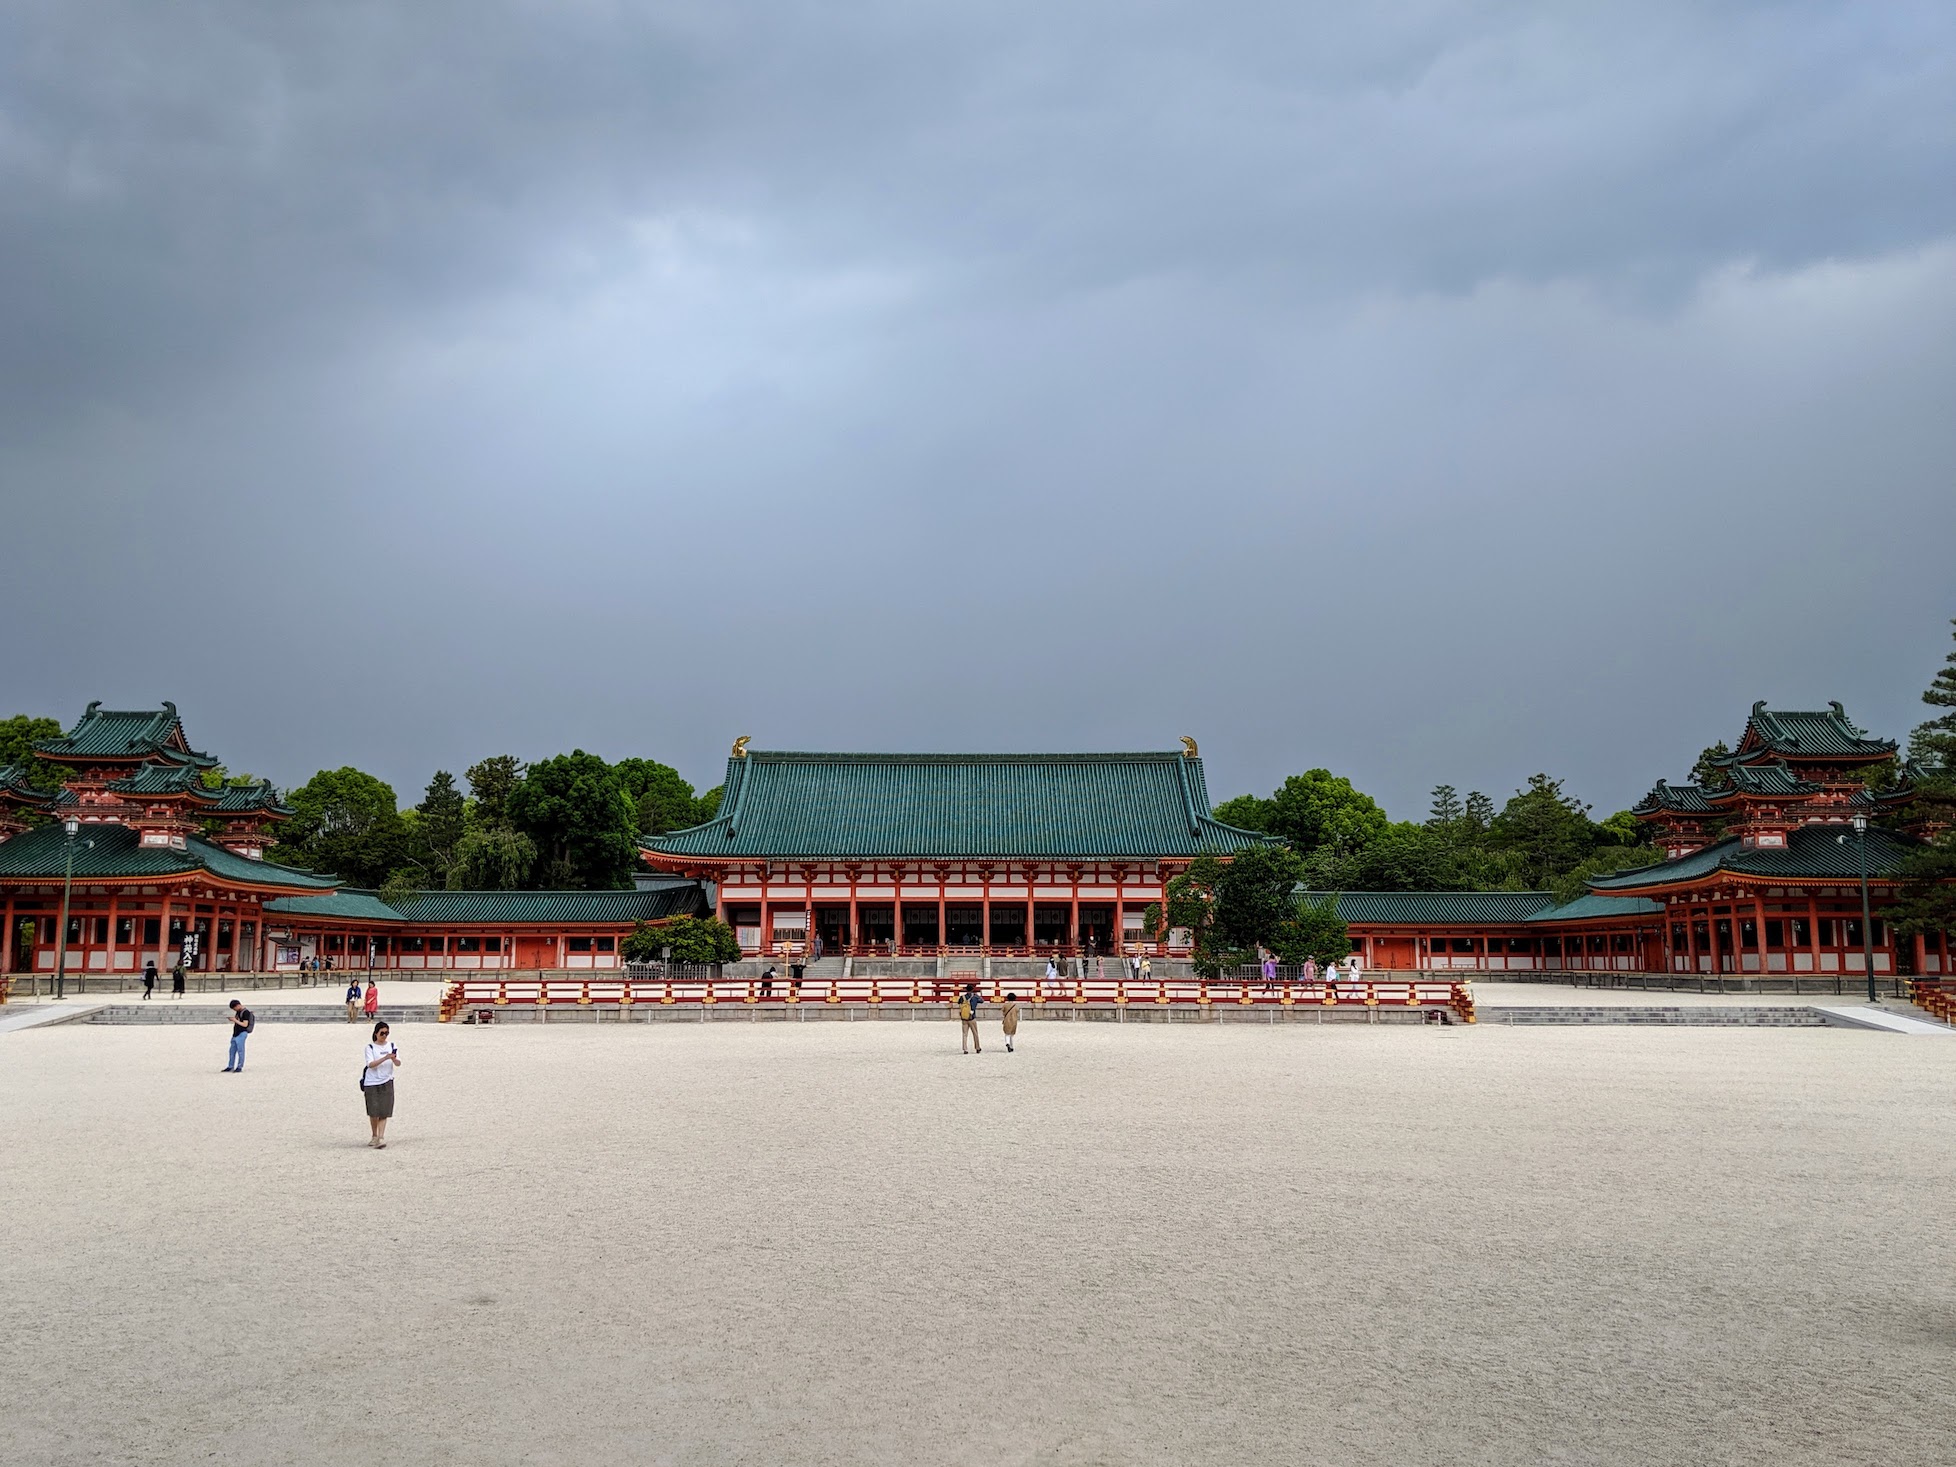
<box><xmin>2</xmin><ymin>1017</ymin><xmax>1952</xmax><ymax>1466</ymax></box>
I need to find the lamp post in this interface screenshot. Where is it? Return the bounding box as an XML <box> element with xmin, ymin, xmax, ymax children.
<box><xmin>1852</xmin><ymin>814</ymin><xmax>1877</xmax><ymax>1003</ymax></box>
<box><xmin>53</xmin><ymin>815</ymin><xmax>80</xmax><ymax>1001</ymax></box>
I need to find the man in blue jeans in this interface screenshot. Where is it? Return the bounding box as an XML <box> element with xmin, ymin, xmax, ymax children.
<box><xmin>223</xmin><ymin>1000</ymin><xmax>254</xmax><ymax>1072</ymax></box>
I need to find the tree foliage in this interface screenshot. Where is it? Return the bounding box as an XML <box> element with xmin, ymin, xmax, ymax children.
<box><xmin>506</xmin><ymin>750</ymin><xmax>640</xmax><ymax>890</ymax></box>
<box><xmin>464</xmin><ymin>756</ymin><xmax>524</xmax><ymax>829</ymax></box>
<box><xmin>1488</xmin><ymin>774</ymin><xmax>1598</xmax><ymax>889</ymax></box>
<box><xmin>1145</xmin><ymin>847</ymin><xmax>1336</xmax><ymax>977</ymax></box>
<box><xmin>1887</xmin><ymin>618</ymin><xmax>1956</xmax><ymax>936</ymax></box>
<box><xmin>449</xmin><ymin>825</ymin><xmax>537</xmax><ymax>890</ymax></box>
<box><xmin>0</xmin><ymin>714</ymin><xmax>64</xmax><ymax>792</ymax></box>
<box><xmin>270</xmin><ymin>767</ymin><xmax>408</xmax><ymax>887</ymax></box>
<box><xmin>622</xmin><ymin>914</ymin><xmax>741</xmax><ymax>965</ymax></box>
<box><xmin>613</xmin><ymin>756</ymin><xmax>715</xmax><ymax>834</ymax></box>
<box><xmin>1691</xmin><ymin>742</ymin><xmax>1733</xmax><ymax>791</ymax></box>
<box><xmin>411</xmin><ymin>771</ymin><xmax>467</xmax><ymax>886</ymax></box>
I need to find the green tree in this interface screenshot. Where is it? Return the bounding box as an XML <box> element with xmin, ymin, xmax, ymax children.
<box><xmin>1291</xmin><ymin>895</ymin><xmax>1353</xmax><ymax>968</ymax></box>
<box><xmin>623</xmin><ymin>915</ymin><xmax>741</xmax><ymax>965</ymax></box>
<box><xmin>0</xmin><ymin>714</ymin><xmax>64</xmax><ymax>792</ymax></box>
<box><xmin>697</xmin><ymin>785</ymin><xmax>724</xmax><ymax>820</ymax></box>
<box><xmin>1907</xmin><ymin>618</ymin><xmax>1956</xmax><ymax>795</ymax></box>
<box><xmin>1263</xmin><ymin>770</ymin><xmax>1389</xmax><ymax>857</ymax></box>
<box><xmin>449</xmin><ymin>826</ymin><xmax>537</xmax><ymax>890</ymax></box>
<box><xmin>1595</xmin><ymin>809</ymin><xmax>1644</xmax><ymax>847</ymax></box>
<box><xmin>1887</xmin><ymin>618</ymin><xmax>1956</xmax><ymax>936</ymax></box>
<box><xmin>613</xmin><ymin>756</ymin><xmax>709</xmax><ymax>834</ymax></box>
<box><xmin>1427</xmin><ymin>785</ymin><xmax>1464</xmax><ymax>830</ymax></box>
<box><xmin>377</xmin><ymin>867</ymin><xmax>422</xmax><ymax>912</ymax></box>
<box><xmin>1211</xmin><ymin>794</ymin><xmax>1274</xmax><ymax>832</ymax></box>
<box><xmin>465</xmin><ymin>755</ymin><xmax>525</xmax><ymax>828</ymax></box>
<box><xmin>411</xmin><ymin>771</ymin><xmax>467</xmax><ymax>885</ymax></box>
<box><xmin>507</xmin><ymin>750</ymin><xmax>640</xmax><ymax>890</ymax></box>
<box><xmin>1146</xmin><ymin>847</ymin><xmax>1320</xmax><ymax>977</ymax></box>
<box><xmin>270</xmin><ymin>767</ymin><xmax>408</xmax><ymax>887</ymax></box>
<box><xmin>1310</xmin><ymin>821</ymin><xmax>1473</xmax><ymax>893</ymax></box>
<box><xmin>1463</xmin><ymin>791</ymin><xmax>1495</xmax><ymax>834</ymax></box>
<box><xmin>1691</xmin><ymin>742</ymin><xmax>1733</xmax><ymax>791</ymax></box>
<box><xmin>1489</xmin><ymin>774</ymin><xmax>1597</xmax><ymax>889</ymax></box>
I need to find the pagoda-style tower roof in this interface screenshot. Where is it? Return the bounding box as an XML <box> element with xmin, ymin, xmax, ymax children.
<box><xmin>1702</xmin><ymin>760</ymin><xmax>1822</xmax><ymax>807</ymax></box>
<box><xmin>1630</xmin><ymin>780</ymin><xmax>1716</xmax><ymax>817</ymax></box>
<box><xmin>0</xmin><ymin>762</ymin><xmax>64</xmax><ymax>809</ymax></box>
<box><xmin>1631</xmin><ymin>700</ymin><xmax>1917</xmax><ymax>858</ymax></box>
<box><xmin>1712</xmin><ymin>701</ymin><xmax>1896</xmax><ymax>771</ymax></box>
<box><xmin>206</xmin><ymin>781</ymin><xmax>292</xmax><ymax>818</ymax></box>
<box><xmin>105</xmin><ymin>762</ymin><xmax>223</xmax><ymax>803</ymax></box>
<box><xmin>35</xmin><ymin>701</ymin><xmax>218</xmax><ymax>769</ymax></box>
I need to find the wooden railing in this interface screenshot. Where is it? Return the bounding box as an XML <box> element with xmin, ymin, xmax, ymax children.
<box><xmin>1909</xmin><ymin>980</ymin><xmax>1956</xmax><ymax>1025</ymax></box>
<box><xmin>440</xmin><ymin>975</ymin><xmax>1476</xmax><ymax>1023</ymax></box>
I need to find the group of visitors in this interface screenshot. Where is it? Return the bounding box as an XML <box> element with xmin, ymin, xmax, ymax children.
<box><xmin>211</xmin><ymin>997</ymin><xmax>399</xmax><ymax>1149</ymax></box>
<box><xmin>138</xmin><ymin>959</ymin><xmax>188</xmax><ymax>999</ymax></box>
<box><xmin>954</xmin><ymin>982</ymin><xmax>1020</xmax><ymax>1054</ymax></box>
<box><xmin>344</xmin><ymin>978</ymin><xmax>380</xmax><ymax>1022</ymax></box>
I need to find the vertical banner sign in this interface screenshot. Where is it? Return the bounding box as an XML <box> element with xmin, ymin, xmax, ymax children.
<box><xmin>180</xmin><ymin>932</ymin><xmax>200</xmax><ymax>970</ymax></box>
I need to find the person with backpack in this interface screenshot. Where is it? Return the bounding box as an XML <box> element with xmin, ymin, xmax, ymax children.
<box><xmin>222</xmin><ymin>1000</ymin><xmax>254</xmax><ymax>1072</ymax></box>
<box><xmin>956</xmin><ymin>981</ymin><xmax>983</xmax><ymax>1054</ymax></box>
<box><xmin>171</xmin><ymin>961</ymin><xmax>186</xmax><ymax>998</ymax></box>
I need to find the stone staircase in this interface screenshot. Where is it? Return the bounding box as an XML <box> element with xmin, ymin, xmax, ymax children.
<box><xmin>1479</xmin><ymin>1005</ymin><xmax>1830</xmax><ymax>1026</ymax></box>
<box><xmin>79</xmin><ymin>1004</ymin><xmax>440</xmax><ymax>1025</ymax></box>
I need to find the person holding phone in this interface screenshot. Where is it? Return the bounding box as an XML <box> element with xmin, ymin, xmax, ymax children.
<box><xmin>361</xmin><ymin>1021</ymin><xmax>401</xmax><ymax>1148</ymax></box>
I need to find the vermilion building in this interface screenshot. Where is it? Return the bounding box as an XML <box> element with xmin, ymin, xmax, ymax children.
<box><xmin>0</xmin><ymin>704</ymin><xmax>702</xmax><ymax>978</ymax></box>
<box><xmin>638</xmin><ymin>743</ymin><xmax>1270</xmax><ymax>957</ymax></box>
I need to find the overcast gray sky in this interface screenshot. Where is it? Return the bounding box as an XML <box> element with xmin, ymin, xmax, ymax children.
<box><xmin>3</xmin><ymin>1</ymin><xmax>1953</xmax><ymax>820</ymax></box>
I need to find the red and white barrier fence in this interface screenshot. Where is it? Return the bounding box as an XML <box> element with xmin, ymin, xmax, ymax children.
<box><xmin>440</xmin><ymin>975</ymin><xmax>1476</xmax><ymax>1023</ymax></box>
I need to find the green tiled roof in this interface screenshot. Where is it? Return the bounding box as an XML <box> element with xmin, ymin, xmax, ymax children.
<box><xmin>1301</xmin><ymin>890</ymin><xmax>1558</xmax><ymax>924</ymax></box>
<box><xmin>387</xmin><ymin>888</ymin><xmax>706</xmax><ymax>924</ymax></box>
<box><xmin>36</xmin><ymin>701</ymin><xmax>216</xmax><ymax>766</ymax></box>
<box><xmin>264</xmin><ymin>891</ymin><xmax>408</xmax><ymax>923</ymax></box>
<box><xmin>1523</xmin><ymin>894</ymin><xmax>1664</xmax><ymax>923</ymax></box>
<box><xmin>1717</xmin><ymin>701</ymin><xmax>1895</xmax><ymax>764</ymax></box>
<box><xmin>0</xmin><ymin>764</ymin><xmax>61</xmax><ymax>807</ymax></box>
<box><xmin>208</xmin><ymin>781</ymin><xmax>291</xmax><ymax>816</ymax></box>
<box><xmin>107</xmin><ymin>763</ymin><xmax>220</xmax><ymax>800</ymax></box>
<box><xmin>642</xmin><ymin>750</ymin><xmax>1274</xmax><ymax>859</ymax></box>
<box><xmin>0</xmin><ymin>821</ymin><xmax>337</xmax><ymax>889</ymax></box>
<box><xmin>1631</xmin><ymin>780</ymin><xmax>1715</xmax><ymax>816</ymax></box>
<box><xmin>1711</xmin><ymin>761</ymin><xmax>1820</xmax><ymax>799</ymax></box>
<box><xmin>1589</xmin><ymin>822</ymin><xmax>1921</xmax><ymax>890</ymax></box>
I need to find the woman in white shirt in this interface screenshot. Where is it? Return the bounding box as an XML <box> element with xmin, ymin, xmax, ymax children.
<box><xmin>361</xmin><ymin>1020</ymin><xmax>402</xmax><ymax>1149</ymax></box>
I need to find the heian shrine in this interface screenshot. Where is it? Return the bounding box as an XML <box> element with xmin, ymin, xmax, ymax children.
<box><xmin>3</xmin><ymin>700</ymin><xmax>1950</xmax><ymax>981</ymax></box>
<box><xmin>0</xmin><ymin>703</ymin><xmax>702</xmax><ymax>979</ymax></box>
<box><xmin>636</xmin><ymin>741</ymin><xmax>1272</xmax><ymax>958</ymax></box>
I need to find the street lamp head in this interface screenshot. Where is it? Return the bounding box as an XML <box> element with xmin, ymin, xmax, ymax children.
<box><xmin>1851</xmin><ymin>814</ymin><xmax>1868</xmax><ymax>833</ymax></box>
<box><xmin>63</xmin><ymin>816</ymin><xmax>79</xmax><ymax>837</ymax></box>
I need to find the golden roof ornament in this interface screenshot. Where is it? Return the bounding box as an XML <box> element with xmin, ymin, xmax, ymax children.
<box><xmin>731</xmin><ymin>735</ymin><xmax>751</xmax><ymax>759</ymax></box>
<box><xmin>1179</xmin><ymin>736</ymin><xmax>1199</xmax><ymax>758</ymax></box>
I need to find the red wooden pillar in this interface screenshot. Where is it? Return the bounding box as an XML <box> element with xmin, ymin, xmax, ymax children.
<box><xmin>1754</xmin><ymin>898</ymin><xmax>1769</xmax><ymax>975</ymax></box>
<box><xmin>1027</xmin><ymin>868</ymin><xmax>1036</xmax><ymax>956</ymax></box>
<box><xmin>1708</xmin><ymin>911</ymin><xmax>1722</xmax><ymax>976</ymax></box>
<box><xmin>937</xmin><ymin>872</ymin><xmax>946</xmax><ymax>957</ymax></box>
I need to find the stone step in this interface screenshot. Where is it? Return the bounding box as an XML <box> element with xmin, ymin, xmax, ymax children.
<box><xmin>81</xmin><ymin>1004</ymin><xmax>441</xmax><ymax>1025</ymax></box>
<box><xmin>1479</xmin><ymin>1006</ymin><xmax>1830</xmax><ymax>1026</ymax></box>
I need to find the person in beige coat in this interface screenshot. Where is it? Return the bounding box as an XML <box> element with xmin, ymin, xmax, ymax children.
<box><xmin>1000</xmin><ymin>992</ymin><xmax>1021</xmax><ymax>1053</ymax></box>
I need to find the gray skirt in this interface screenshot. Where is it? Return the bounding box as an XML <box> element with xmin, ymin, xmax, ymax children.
<box><xmin>362</xmin><ymin>1079</ymin><xmax>395</xmax><ymax>1118</ymax></box>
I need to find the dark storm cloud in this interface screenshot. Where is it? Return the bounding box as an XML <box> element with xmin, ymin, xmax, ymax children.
<box><xmin>2</xmin><ymin>2</ymin><xmax>1954</xmax><ymax>817</ymax></box>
